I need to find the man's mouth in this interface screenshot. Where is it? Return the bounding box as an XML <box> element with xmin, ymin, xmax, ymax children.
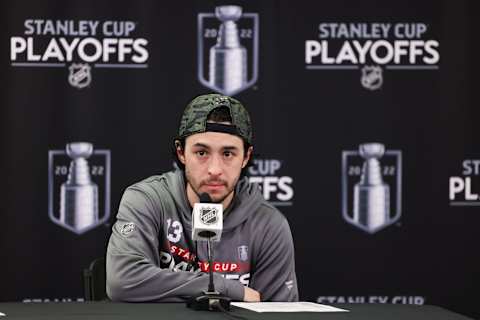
<box><xmin>204</xmin><ymin>182</ymin><xmax>226</xmax><ymax>190</ymax></box>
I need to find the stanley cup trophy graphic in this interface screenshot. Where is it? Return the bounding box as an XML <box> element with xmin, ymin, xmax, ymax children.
<box><xmin>353</xmin><ymin>143</ymin><xmax>390</xmax><ymax>231</ymax></box>
<box><xmin>209</xmin><ymin>5</ymin><xmax>247</xmax><ymax>95</ymax></box>
<box><xmin>59</xmin><ymin>142</ymin><xmax>99</xmax><ymax>231</ymax></box>
<box><xmin>342</xmin><ymin>142</ymin><xmax>402</xmax><ymax>234</ymax></box>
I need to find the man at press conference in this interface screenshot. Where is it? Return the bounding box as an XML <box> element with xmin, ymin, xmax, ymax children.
<box><xmin>106</xmin><ymin>93</ymin><xmax>299</xmax><ymax>302</ymax></box>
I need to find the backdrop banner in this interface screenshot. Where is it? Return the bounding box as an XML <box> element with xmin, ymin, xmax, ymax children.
<box><xmin>1</xmin><ymin>0</ymin><xmax>477</xmax><ymax>318</ymax></box>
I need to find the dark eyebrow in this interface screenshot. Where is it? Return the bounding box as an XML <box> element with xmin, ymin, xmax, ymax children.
<box><xmin>192</xmin><ymin>143</ymin><xmax>210</xmax><ymax>149</ymax></box>
<box><xmin>223</xmin><ymin>146</ymin><xmax>239</xmax><ymax>151</ymax></box>
<box><xmin>192</xmin><ymin>143</ymin><xmax>239</xmax><ymax>151</ymax></box>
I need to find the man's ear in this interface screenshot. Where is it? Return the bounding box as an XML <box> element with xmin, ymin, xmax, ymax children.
<box><xmin>242</xmin><ymin>146</ymin><xmax>253</xmax><ymax>168</ymax></box>
<box><xmin>175</xmin><ymin>140</ymin><xmax>186</xmax><ymax>164</ymax></box>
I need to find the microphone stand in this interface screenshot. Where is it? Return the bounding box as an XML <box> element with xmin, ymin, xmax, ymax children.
<box><xmin>206</xmin><ymin>239</ymin><xmax>216</xmax><ymax>293</ymax></box>
<box><xmin>187</xmin><ymin>238</ymin><xmax>232</xmax><ymax>311</ymax></box>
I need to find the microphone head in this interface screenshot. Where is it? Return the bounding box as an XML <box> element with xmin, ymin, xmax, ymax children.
<box><xmin>199</xmin><ymin>192</ymin><xmax>212</xmax><ymax>203</ymax></box>
<box><xmin>192</xmin><ymin>193</ymin><xmax>223</xmax><ymax>242</ymax></box>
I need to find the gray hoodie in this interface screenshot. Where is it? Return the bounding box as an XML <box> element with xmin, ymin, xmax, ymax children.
<box><xmin>106</xmin><ymin>169</ymin><xmax>299</xmax><ymax>302</ymax></box>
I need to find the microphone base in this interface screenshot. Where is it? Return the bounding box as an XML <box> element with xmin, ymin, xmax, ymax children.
<box><xmin>186</xmin><ymin>291</ymin><xmax>231</xmax><ymax>311</ymax></box>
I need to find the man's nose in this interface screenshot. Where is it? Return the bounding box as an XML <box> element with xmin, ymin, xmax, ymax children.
<box><xmin>207</xmin><ymin>155</ymin><xmax>223</xmax><ymax>176</ymax></box>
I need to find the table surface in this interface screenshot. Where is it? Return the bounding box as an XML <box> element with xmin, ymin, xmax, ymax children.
<box><xmin>0</xmin><ymin>302</ymin><xmax>473</xmax><ymax>320</ymax></box>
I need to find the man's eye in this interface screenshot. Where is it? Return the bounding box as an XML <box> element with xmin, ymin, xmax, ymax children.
<box><xmin>224</xmin><ymin>151</ymin><xmax>233</xmax><ymax>157</ymax></box>
<box><xmin>196</xmin><ymin>151</ymin><xmax>207</xmax><ymax>157</ymax></box>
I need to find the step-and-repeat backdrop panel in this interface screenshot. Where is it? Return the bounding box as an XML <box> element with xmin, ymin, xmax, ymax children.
<box><xmin>1</xmin><ymin>0</ymin><xmax>477</xmax><ymax>318</ymax></box>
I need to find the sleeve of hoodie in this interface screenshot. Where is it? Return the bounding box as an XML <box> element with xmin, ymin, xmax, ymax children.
<box><xmin>249</xmin><ymin>210</ymin><xmax>299</xmax><ymax>302</ymax></box>
<box><xmin>106</xmin><ymin>186</ymin><xmax>245</xmax><ymax>302</ymax></box>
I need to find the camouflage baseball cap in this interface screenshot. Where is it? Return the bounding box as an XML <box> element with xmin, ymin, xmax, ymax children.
<box><xmin>177</xmin><ymin>93</ymin><xmax>253</xmax><ymax>145</ymax></box>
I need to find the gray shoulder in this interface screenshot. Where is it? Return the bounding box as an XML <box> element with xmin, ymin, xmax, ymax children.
<box><xmin>126</xmin><ymin>174</ymin><xmax>171</xmax><ymax>199</ymax></box>
<box><xmin>251</xmin><ymin>201</ymin><xmax>294</xmax><ymax>252</ymax></box>
<box><xmin>256</xmin><ymin>200</ymin><xmax>290</xmax><ymax>229</ymax></box>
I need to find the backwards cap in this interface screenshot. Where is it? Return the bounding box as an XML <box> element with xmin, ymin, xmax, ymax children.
<box><xmin>177</xmin><ymin>93</ymin><xmax>253</xmax><ymax>145</ymax></box>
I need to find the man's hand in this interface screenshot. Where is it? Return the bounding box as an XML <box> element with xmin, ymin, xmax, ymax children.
<box><xmin>243</xmin><ymin>287</ymin><xmax>261</xmax><ymax>302</ymax></box>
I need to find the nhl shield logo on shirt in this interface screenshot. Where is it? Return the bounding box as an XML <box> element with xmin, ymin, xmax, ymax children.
<box><xmin>48</xmin><ymin>142</ymin><xmax>111</xmax><ymax>235</ymax></box>
<box><xmin>197</xmin><ymin>5</ymin><xmax>259</xmax><ymax>96</ymax></box>
<box><xmin>341</xmin><ymin>143</ymin><xmax>402</xmax><ymax>234</ymax></box>
<box><xmin>120</xmin><ymin>222</ymin><xmax>136</xmax><ymax>237</ymax></box>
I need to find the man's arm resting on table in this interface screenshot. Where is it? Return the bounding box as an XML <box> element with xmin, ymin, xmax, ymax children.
<box><xmin>243</xmin><ymin>286</ymin><xmax>261</xmax><ymax>302</ymax></box>
<box><xmin>106</xmin><ymin>187</ymin><xmax>245</xmax><ymax>302</ymax></box>
<box><xmin>106</xmin><ymin>250</ymin><xmax>246</xmax><ymax>302</ymax></box>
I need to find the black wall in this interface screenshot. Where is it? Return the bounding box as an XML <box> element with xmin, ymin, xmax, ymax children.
<box><xmin>1</xmin><ymin>0</ymin><xmax>478</xmax><ymax>318</ymax></box>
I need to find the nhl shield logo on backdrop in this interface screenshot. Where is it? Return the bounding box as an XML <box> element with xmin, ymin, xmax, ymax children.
<box><xmin>341</xmin><ymin>143</ymin><xmax>402</xmax><ymax>234</ymax></box>
<box><xmin>68</xmin><ymin>63</ymin><xmax>92</xmax><ymax>89</ymax></box>
<box><xmin>197</xmin><ymin>5</ymin><xmax>259</xmax><ymax>96</ymax></box>
<box><xmin>48</xmin><ymin>142</ymin><xmax>111</xmax><ymax>235</ymax></box>
<box><xmin>361</xmin><ymin>65</ymin><xmax>383</xmax><ymax>90</ymax></box>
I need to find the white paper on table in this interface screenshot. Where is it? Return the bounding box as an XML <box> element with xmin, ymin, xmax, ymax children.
<box><xmin>0</xmin><ymin>311</ymin><xmax>5</xmax><ymax>316</ymax></box>
<box><xmin>231</xmin><ymin>302</ymin><xmax>349</xmax><ymax>313</ymax></box>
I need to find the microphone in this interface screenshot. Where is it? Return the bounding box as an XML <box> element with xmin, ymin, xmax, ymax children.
<box><xmin>187</xmin><ymin>193</ymin><xmax>231</xmax><ymax>312</ymax></box>
<box><xmin>192</xmin><ymin>193</ymin><xmax>223</xmax><ymax>242</ymax></box>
